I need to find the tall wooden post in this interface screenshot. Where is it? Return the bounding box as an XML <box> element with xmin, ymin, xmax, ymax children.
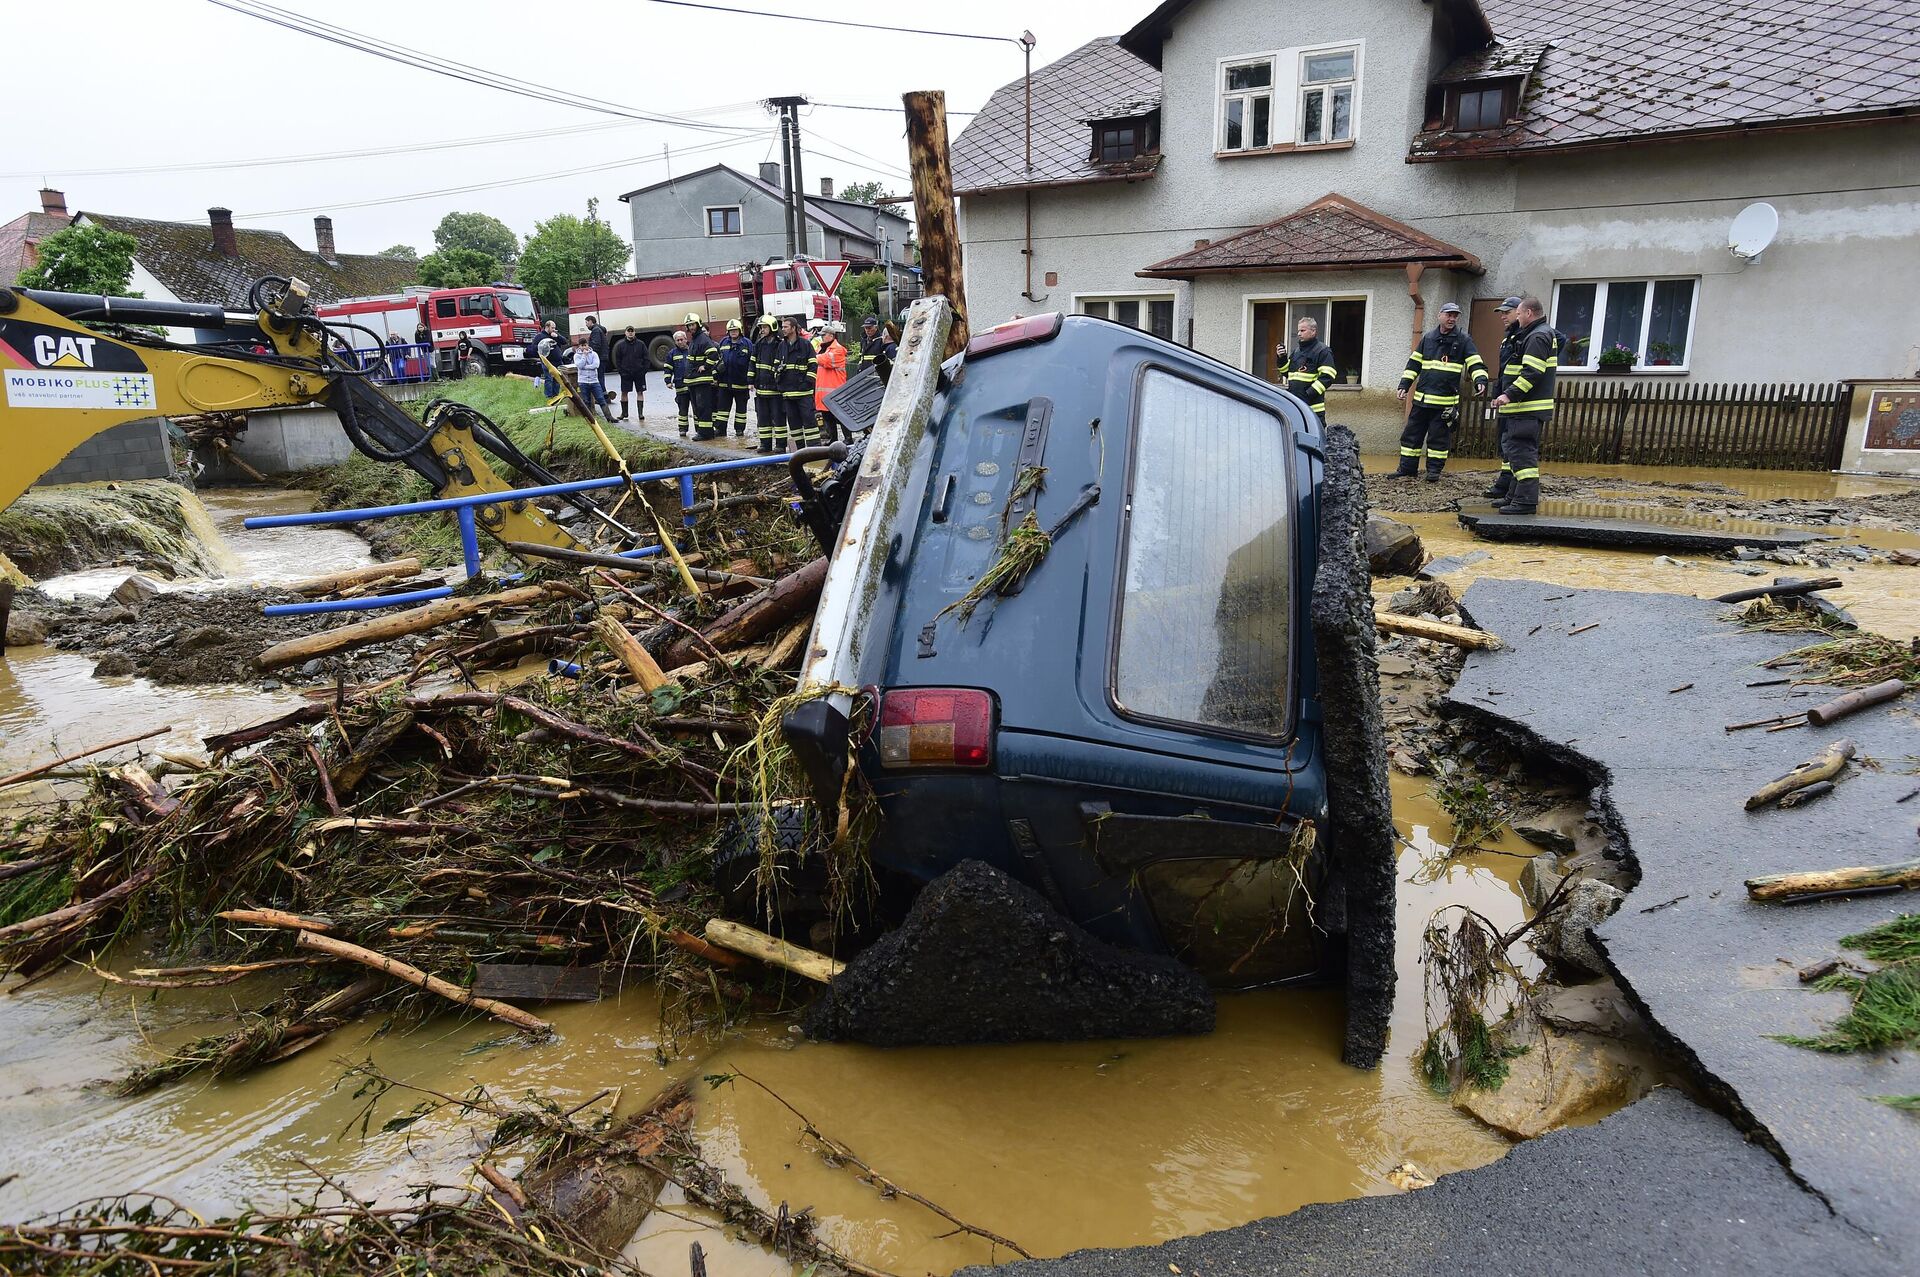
<box><xmin>903</xmin><ymin>90</ymin><xmax>969</xmax><ymax>356</ymax></box>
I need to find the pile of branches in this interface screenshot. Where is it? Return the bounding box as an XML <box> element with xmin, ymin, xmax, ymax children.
<box><xmin>0</xmin><ymin>466</ymin><xmax>861</xmax><ymax>1095</ymax></box>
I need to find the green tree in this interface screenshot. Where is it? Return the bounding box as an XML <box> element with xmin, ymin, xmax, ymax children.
<box><xmin>19</xmin><ymin>223</ymin><xmax>141</xmax><ymax>295</ymax></box>
<box><xmin>835</xmin><ymin>181</ymin><xmax>895</xmax><ymax>205</ymax></box>
<box><xmin>432</xmin><ymin>211</ymin><xmax>517</xmax><ymax>266</ymax></box>
<box><xmin>380</xmin><ymin>243</ymin><xmax>420</xmax><ymax>262</ymax></box>
<box><xmin>516</xmin><ymin>208</ymin><xmax>630</xmax><ymax>309</ymax></box>
<box><xmin>418</xmin><ymin>246</ymin><xmax>501</xmax><ymax>289</ymax></box>
<box><xmin>838</xmin><ymin>269</ymin><xmax>889</xmax><ymax>342</ymax></box>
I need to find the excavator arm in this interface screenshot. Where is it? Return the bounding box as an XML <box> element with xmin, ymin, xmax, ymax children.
<box><xmin>0</xmin><ymin>278</ymin><xmax>583</xmax><ymax>553</ymax></box>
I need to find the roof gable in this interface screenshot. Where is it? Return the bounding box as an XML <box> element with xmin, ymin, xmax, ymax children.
<box><xmin>1121</xmin><ymin>0</ymin><xmax>1494</xmax><ymax>67</ymax></box>
<box><xmin>0</xmin><ymin>209</ymin><xmax>75</xmax><ymax>288</ymax></box>
<box><xmin>619</xmin><ymin>164</ymin><xmax>878</xmax><ymax>246</ymax></box>
<box><xmin>78</xmin><ymin>212</ymin><xmax>416</xmax><ymax>309</ymax></box>
<box><xmin>1138</xmin><ymin>193</ymin><xmax>1483</xmax><ymax>277</ymax></box>
<box><xmin>1418</xmin><ymin>0</ymin><xmax>1920</xmax><ymax>159</ymax></box>
<box><xmin>952</xmin><ymin>37</ymin><xmax>1163</xmax><ymax>196</ymax></box>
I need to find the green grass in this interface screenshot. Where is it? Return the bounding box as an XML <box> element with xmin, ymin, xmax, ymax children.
<box><xmin>1779</xmin><ymin>964</ymin><xmax>1920</xmax><ymax>1054</ymax></box>
<box><xmin>1842</xmin><ymin>914</ymin><xmax>1920</xmax><ymax>965</ymax></box>
<box><xmin>0</xmin><ymin>480</ymin><xmax>229</xmax><ymax>579</ymax></box>
<box><xmin>298</xmin><ymin>377</ymin><xmax>676</xmax><ymax>567</ymax></box>
<box><xmin>1872</xmin><ymin>1094</ymin><xmax>1920</xmax><ymax>1112</ymax></box>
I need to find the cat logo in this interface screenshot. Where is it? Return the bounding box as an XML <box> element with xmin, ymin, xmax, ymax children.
<box><xmin>32</xmin><ymin>334</ymin><xmax>98</xmax><ymax>368</ymax></box>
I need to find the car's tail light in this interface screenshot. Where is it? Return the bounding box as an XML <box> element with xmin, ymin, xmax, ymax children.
<box><xmin>964</xmin><ymin>312</ymin><xmax>1063</xmax><ymax>359</ymax></box>
<box><xmin>877</xmin><ymin>688</ymin><xmax>993</xmax><ymax>769</ymax></box>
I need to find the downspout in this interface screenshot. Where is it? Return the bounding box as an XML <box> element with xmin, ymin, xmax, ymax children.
<box><xmin>1404</xmin><ymin>263</ymin><xmax>1425</xmax><ymax>422</ymax></box>
<box><xmin>1020</xmin><ymin>32</ymin><xmax>1044</xmax><ymax>303</ymax></box>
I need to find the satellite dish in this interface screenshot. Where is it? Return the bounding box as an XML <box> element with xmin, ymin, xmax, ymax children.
<box><xmin>1729</xmin><ymin>202</ymin><xmax>1779</xmax><ymax>261</ymax></box>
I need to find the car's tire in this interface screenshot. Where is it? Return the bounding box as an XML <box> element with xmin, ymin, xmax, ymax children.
<box><xmin>648</xmin><ymin>334</ymin><xmax>675</xmax><ymax>370</ymax></box>
<box><xmin>462</xmin><ymin>355</ymin><xmax>490</xmax><ymax>379</ymax></box>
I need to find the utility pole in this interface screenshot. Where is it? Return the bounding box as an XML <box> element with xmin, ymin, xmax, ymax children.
<box><xmin>903</xmin><ymin>90</ymin><xmax>968</xmax><ymax>356</ymax></box>
<box><xmin>767</xmin><ymin>97</ymin><xmax>810</xmax><ymax>261</ymax></box>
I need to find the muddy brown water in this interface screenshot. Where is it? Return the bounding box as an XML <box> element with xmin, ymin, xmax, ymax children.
<box><xmin>4</xmin><ymin>464</ymin><xmax>1913</xmax><ymax>1270</ymax></box>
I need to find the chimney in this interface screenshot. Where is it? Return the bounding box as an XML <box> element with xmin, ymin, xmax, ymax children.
<box><xmin>209</xmin><ymin>207</ymin><xmax>238</xmax><ymax>258</ymax></box>
<box><xmin>39</xmin><ymin>188</ymin><xmax>67</xmax><ymax>217</ymax></box>
<box><xmin>820</xmin><ymin>177</ymin><xmax>834</xmax><ymax>198</ymax></box>
<box><xmin>314</xmin><ymin>215</ymin><xmax>336</xmax><ymax>262</ymax></box>
<box><xmin>759</xmin><ymin>161</ymin><xmax>781</xmax><ymax>186</ymax></box>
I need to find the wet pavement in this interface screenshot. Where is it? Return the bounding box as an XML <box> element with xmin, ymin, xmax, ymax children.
<box><xmin>1447</xmin><ymin>580</ymin><xmax>1920</xmax><ymax>1257</ymax></box>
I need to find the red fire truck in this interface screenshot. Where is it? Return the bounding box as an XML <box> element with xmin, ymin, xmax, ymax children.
<box><xmin>317</xmin><ymin>284</ymin><xmax>543</xmax><ymax>377</ymax></box>
<box><xmin>567</xmin><ymin>258</ymin><xmax>844</xmax><ymax>368</ymax></box>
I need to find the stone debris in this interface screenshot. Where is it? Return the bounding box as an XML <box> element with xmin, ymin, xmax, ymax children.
<box><xmin>1456</xmin><ymin>1023</ymin><xmax>1656</xmax><ymax>1140</ymax></box>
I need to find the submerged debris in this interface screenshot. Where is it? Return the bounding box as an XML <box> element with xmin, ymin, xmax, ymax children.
<box><xmin>1779</xmin><ymin>915</ymin><xmax>1920</xmax><ymax>1056</ymax></box>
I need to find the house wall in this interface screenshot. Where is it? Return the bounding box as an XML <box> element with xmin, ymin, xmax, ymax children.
<box><xmin>626</xmin><ymin>172</ymin><xmax>877</xmax><ymax>277</ymax></box>
<box><xmin>957</xmin><ymin>0</ymin><xmax>1920</xmax><ymax>457</ymax></box>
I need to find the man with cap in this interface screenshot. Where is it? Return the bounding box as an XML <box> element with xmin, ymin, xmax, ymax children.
<box><xmin>1396</xmin><ymin>302</ymin><xmax>1487</xmax><ymax>481</ymax></box>
<box><xmin>1489</xmin><ymin>295</ymin><xmax>1559</xmax><ymax>516</ymax></box>
<box><xmin>1484</xmin><ymin>296</ymin><xmax>1525</xmax><ymax>499</ymax></box>
<box><xmin>751</xmin><ymin>316</ymin><xmax>781</xmax><ymax>453</ymax></box>
<box><xmin>715</xmin><ymin>318</ymin><xmax>755</xmax><ymax>439</ymax></box>
<box><xmin>665</xmin><ymin>328</ymin><xmax>694</xmax><ymax>437</ymax></box>
<box><xmin>1276</xmin><ymin>317</ymin><xmax>1338</xmax><ymax>419</ymax></box>
<box><xmin>854</xmin><ymin>315</ymin><xmax>897</xmax><ymax>381</ymax></box>
<box><xmin>683</xmin><ymin>311</ymin><xmax>720</xmax><ymax>441</ymax></box>
<box><xmin>612</xmin><ymin>324</ymin><xmax>650</xmax><ymax>423</ymax></box>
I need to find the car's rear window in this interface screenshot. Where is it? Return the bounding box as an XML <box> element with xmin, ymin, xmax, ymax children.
<box><xmin>1113</xmin><ymin>369</ymin><xmax>1291</xmax><ymax>737</ymax></box>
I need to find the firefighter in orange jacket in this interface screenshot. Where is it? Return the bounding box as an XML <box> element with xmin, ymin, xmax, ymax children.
<box><xmin>813</xmin><ymin>322</ymin><xmax>849</xmax><ymax>442</ymax></box>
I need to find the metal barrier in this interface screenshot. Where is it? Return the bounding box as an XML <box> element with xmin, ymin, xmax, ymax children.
<box><xmin>342</xmin><ymin>342</ymin><xmax>435</xmax><ymax>386</ymax></box>
<box><xmin>247</xmin><ymin>452</ymin><xmax>795</xmax><ymax>616</ymax></box>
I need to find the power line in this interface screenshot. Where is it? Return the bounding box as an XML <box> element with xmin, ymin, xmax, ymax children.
<box><xmin>638</xmin><ymin>0</ymin><xmax>1022</xmax><ymax>44</ymax></box>
<box><xmin>813</xmin><ymin>101</ymin><xmax>977</xmax><ymax>116</ymax></box>
<box><xmin>203</xmin><ymin>0</ymin><xmax>763</xmax><ymax>136</ymax></box>
<box><xmin>4</xmin><ymin>119</ymin><xmax>638</xmax><ymax>180</ymax></box>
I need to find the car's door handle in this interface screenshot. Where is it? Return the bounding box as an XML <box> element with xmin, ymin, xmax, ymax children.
<box><xmin>931</xmin><ymin>472</ymin><xmax>956</xmax><ymax>523</ymax></box>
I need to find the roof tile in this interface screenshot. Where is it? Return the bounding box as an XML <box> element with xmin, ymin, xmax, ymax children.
<box><xmin>952</xmin><ymin>38</ymin><xmax>1163</xmax><ymax>195</ymax></box>
<box><xmin>80</xmin><ymin>213</ymin><xmax>417</xmax><ymax>310</ymax></box>
<box><xmin>1138</xmin><ymin>194</ymin><xmax>1483</xmax><ymax>277</ymax></box>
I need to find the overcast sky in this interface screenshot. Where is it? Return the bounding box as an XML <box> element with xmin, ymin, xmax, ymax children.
<box><xmin>6</xmin><ymin>0</ymin><xmax>1120</xmax><ymax>258</ymax></box>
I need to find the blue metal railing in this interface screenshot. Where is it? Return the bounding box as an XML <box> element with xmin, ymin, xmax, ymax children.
<box><xmin>342</xmin><ymin>342</ymin><xmax>435</xmax><ymax>385</ymax></box>
<box><xmin>249</xmin><ymin>452</ymin><xmax>795</xmax><ymax>616</ymax></box>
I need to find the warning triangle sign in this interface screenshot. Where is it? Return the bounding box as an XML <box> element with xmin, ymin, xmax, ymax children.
<box><xmin>813</xmin><ymin>260</ymin><xmax>850</xmax><ymax>295</ymax></box>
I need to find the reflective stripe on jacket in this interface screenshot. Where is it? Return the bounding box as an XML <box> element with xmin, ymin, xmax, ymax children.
<box><xmin>666</xmin><ymin>348</ymin><xmax>694</xmax><ymax>389</ymax></box>
<box><xmin>686</xmin><ymin>329</ymin><xmax>718</xmax><ymax>385</ymax></box>
<box><xmin>1498</xmin><ymin>318</ymin><xmax>1558</xmax><ymax>419</ymax></box>
<box><xmin>752</xmin><ymin>334</ymin><xmax>780</xmax><ymax>393</ymax></box>
<box><xmin>1279</xmin><ymin>338</ymin><xmax>1337</xmax><ymax>414</ymax></box>
<box><xmin>716</xmin><ymin>335</ymin><xmax>754</xmax><ymax>387</ymax></box>
<box><xmin>1399</xmin><ymin>327</ymin><xmax>1487</xmax><ymax>406</ymax></box>
<box><xmin>774</xmin><ymin>336</ymin><xmax>816</xmax><ymax>397</ymax></box>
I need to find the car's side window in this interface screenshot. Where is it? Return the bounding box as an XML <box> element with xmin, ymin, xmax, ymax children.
<box><xmin>1114</xmin><ymin>369</ymin><xmax>1292</xmax><ymax>737</ymax></box>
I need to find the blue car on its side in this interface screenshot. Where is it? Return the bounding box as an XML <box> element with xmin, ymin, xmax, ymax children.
<box><xmin>789</xmin><ymin>305</ymin><xmax>1369</xmax><ymax>988</ymax></box>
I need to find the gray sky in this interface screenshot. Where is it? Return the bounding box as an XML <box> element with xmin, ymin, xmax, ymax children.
<box><xmin>6</xmin><ymin>0</ymin><xmax>1119</xmax><ymax>258</ymax></box>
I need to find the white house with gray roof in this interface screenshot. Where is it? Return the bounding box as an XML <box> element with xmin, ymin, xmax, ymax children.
<box><xmin>952</xmin><ymin>0</ymin><xmax>1920</xmax><ymax>451</ymax></box>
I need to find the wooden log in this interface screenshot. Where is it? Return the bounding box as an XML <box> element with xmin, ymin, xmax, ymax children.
<box><xmin>1746</xmin><ymin>857</ymin><xmax>1920</xmax><ymax>902</ymax></box>
<box><xmin>212</xmin><ymin>438</ymin><xmax>271</xmax><ymax>485</ymax></box>
<box><xmin>254</xmin><ymin>583</ymin><xmax>558</xmax><ymax>670</ymax></box>
<box><xmin>1711</xmin><ymin>576</ymin><xmax>1843</xmax><ymax>605</ymax></box>
<box><xmin>1745</xmin><ymin>738</ymin><xmax>1856</xmax><ymax>810</ymax></box>
<box><xmin>0</xmin><ymin>726</ymin><xmax>170</xmax><ymax>791</ymax></box>
<box><xmin>1373</xmin><ymin>611</ymin><xmax>1503</xmax><ymax>650</ymax></box>
<box><xmin>702</xmin><ymin>918</ymin><xmax>844</xmax><ymax>984</ymax></box>
<box><xmin>1776</xmin><ymin>780</ymin><xmax>1835</xmax><ymax>809</ymax></box>
<box><xmin>295</xmin><ymin>930</ymin><xmax>553</xmax><ymax>1034</ymax></box>
<box><xmin>501</xmin><ymin>541</ymin><xmax>770</xmax><ymax>588</ymax></box>
<box><xmin>592</xmin><ymin>616</ymin><xmax>668</xmax><ymax>691</ymax></box>
<box><xmin>108</xmin><ymin>764</ymin><xmax>178</xmax><ymax>822</ymax></box>
<box><xmin>287</xmin><ymin>558</ymin><xmax>423</xmax><ymax>596</ymax></box>
<box><xmin>203</xmin><ymin>704</ymin><xmax>328</xmax><ymax>755</ymax></box>
<box><xmin>217</xmin><ymin>907</ymin><xmax>334</xmax><ymax>932</ymax></box>
<box><xmin>329</xmin><ymin>709</ymin><xmax>417</xmax><ymax>794</ymax></box>
<box><xmin>904</xmin><ymin>90</ymin><xmax>970</xmax><ymax>356</ymax></box>
<box><xmin>471</xmin><ymin>963</ymin><xmax>603</xmax><ymax>1003</ymax></box>
<box><xmin>661</xmin><ymin>556</ymin><xmax>830</xmax><ymax>668</ymax></box>
<box><xmin>1805</xmin><ymin>678</ymin><xmax>1907</xmax><ymax>727</ymax></box>
<box><xmin>0</xmin><ymin>863</ymin><xmax>160</xmax><ymax>943</ymax></box>
<box><xmin>764</xmin><ymin>618</ymin><xmax>812</xmax><ymax>670</ymax></box>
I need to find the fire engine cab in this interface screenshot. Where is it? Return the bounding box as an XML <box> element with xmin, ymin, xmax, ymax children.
<box><xmin>317</xmin><ymin>284</ymin><xmax>542</xmax><ymax>377</ymax></box>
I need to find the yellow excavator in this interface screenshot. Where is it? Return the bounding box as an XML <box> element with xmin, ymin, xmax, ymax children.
<box><xmin>0</xmin><ymin>275</ymin><xmax>596</xmax><ymax>551</ymax></box>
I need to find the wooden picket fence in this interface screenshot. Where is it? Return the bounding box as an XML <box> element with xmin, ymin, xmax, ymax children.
<box><xmin>1446</xmin><ymin>380</ymin><xmax>1854</xmax><ymax>471</ymax></box>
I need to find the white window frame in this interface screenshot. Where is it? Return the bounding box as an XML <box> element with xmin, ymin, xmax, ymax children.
<box><xmin>1297</xmin><ymin>45</ymin><xmax>1359</xmax><ymax>146</ymax></box>
<box><xmin>1239</xmin><ymin>287</ymin><xmax>1374</xmax><ymax>388</ymax></box>
<box><xmin>1075</xmin><ymin>290</ymin><xmax>1178</xmax><ymax>342</ymax></box>
<box><xmin>1213</xmin><ymin>42</ymin><xmax>1363</xmax><ymax>154</ymax></box>
<box><xmin>1550</xmin><ymin>277</ymin><xmax>1700</xmax><ymax>374</ymax></box>
<box><xmin>704</xmin><ymin>204</ymin><xmax>743</xmax><ymax>237</ymax></box>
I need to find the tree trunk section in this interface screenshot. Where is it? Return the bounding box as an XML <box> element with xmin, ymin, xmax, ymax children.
<box><xmin>904</xmin><ymin>90</ymin><xmax>969</xmax><ymax>356</ymax></box>
<box><xmin>661</xmin><ymin>556</ymin><xmax>828</xmax><ymax>668</ymax></box>
<box><xmin>254</xmin><ymin>584</ymin><xmax>558</xmax><ymax>670</ymax></box>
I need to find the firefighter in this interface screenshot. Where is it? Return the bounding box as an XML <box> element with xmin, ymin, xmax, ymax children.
<box><xmin>1276</xmin><ymin>317</ymin><xmax>1337</xmax><ymax>418</ymax></box>
<box><xmin>855</xmin><ymin>314</ymin><xmax>896</xmax><ymax>380</ymax></box>
<box><xmin>751</xmin><ymin>316</ymin><xmax>781</xmax><ymax>453</ymax></box>
<box><xmin>665</xmin><ymin>328</ymin><xmax>694</xmax><ymax>437</ymax></box>
<box><xmin>815</xmin><ymin>321</ymin><xmax>849</xmax><ymax>442</ymax></box>
<box><xmin>715</xmin><ymin>318</ymin><xmax>754</xmax><ymax>439</ymax></box>
<box><xmin>775</xmin><ymin>315</ymin><xmax>820</xmax><ymax>449</ymax></box>
<box><xmin>684</xmin><ymin>311</ymin><xmax>720</xmax><ymax>441</ymax></box>
<box><xmin>1483</xmin><ymin>296</ymin><xmax>1525</xmax><ymax>499</ymax></box>
<box><xmin>1395</xmin><ymin>301</ymin><xmax>1487</xmax><ymax>481</ymax></box>
<box><xmin>1489</xmin><ymin>295</ymin><xmax>1557</xmax><ymax>516</ymax></box>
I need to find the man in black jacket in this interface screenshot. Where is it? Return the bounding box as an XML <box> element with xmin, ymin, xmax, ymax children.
<box><xmin>1489</xmin><ymin>296</ymin><xmax>1558</xmax><ymax>516</ymax></box>
<box><xmin>774</xmin><ymin>315</ymin><xmax>818</xmax><ymax>449</ymax></box>
<box><xmin>1484</xmin><ymin>296</ymin><xmax>1524</xmax><ymax>499</ymax></box>
<box><xmin>1276</xmin><ymin>317</ymin><xmax>1337</xmax><ymax>418</ymax></box>
<box><xmin>684</xmin><ymin>312</ymin><xmax>720</xmax><ymax>441</ymax></box>
<box><xmin>751</xmin><ymin>317</ymin><xmax>780</xmax><ymax>453</ymax></box>
<box><xmin>585</xmin><ymin>314</ymin><xmax>609</xmax><ymax>370</ymax></box>
<box><xmin>1395</xmin><ymin>301</ymin><xmax>1487</xmax><ymax>481</ymax></box>
<box><xmin>612</xmin><ymin>324</ymin><xmax>649</xmax><ymax>423</ymax></box>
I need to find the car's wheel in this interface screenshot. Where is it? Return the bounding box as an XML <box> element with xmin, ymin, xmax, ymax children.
<box><xmin>648</xmin><ymin>334</ymin><xmax>674</xmax><ymax>369</ymax></box>
<box><xmin>462</xmin><ymin>355</ymin><xmax>490</xmax><ymax>379</ymax></box>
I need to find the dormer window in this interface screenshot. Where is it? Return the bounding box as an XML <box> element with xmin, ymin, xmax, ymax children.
<box><xmin>1091</xmin><ymin>112</ymin><xmax>1159</xmax><ymax>165</ymax></box>
<box><xmin>1448</xmin><ymin>81</ymin><xmax>1514</xmax><ymax>131</ymax></box>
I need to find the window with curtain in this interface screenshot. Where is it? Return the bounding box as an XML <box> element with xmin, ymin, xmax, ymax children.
<box><xmin>1551</xmin><ymin>279</ymin><xmax>1699</xmax><ymax>370</ymax></box>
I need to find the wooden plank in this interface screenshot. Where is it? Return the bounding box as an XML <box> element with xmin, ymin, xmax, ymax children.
<box><xmin>471</xmin><ymin>963</ymin><xmax>604</xmax><ymax>1003</ymax></box>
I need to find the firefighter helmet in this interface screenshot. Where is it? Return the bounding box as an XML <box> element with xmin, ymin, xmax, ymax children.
<box><xmin>684</xmin><ymin>311</ymin><xmax>702</xmax><ymax>327</ymax></box>
<box><xmin>726</xmin><ymin>318</ymin><xmax>743</xmax><ymax>332</ymax></box>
